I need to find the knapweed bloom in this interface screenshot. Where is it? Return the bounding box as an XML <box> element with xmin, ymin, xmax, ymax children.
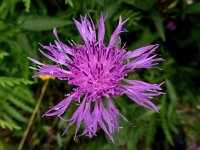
<box><xmin>29</xmin><ymin>14</ymin><xmax>163</xmax><ymax>141</ymax></box>
<box><xmin>166</xmin><ymin>21</ymin><xmax>177</xmax><ymax>31</ymax></box>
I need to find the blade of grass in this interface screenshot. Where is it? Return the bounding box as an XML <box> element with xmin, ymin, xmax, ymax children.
<box><xmin>18</xmin><ymin>80</ymin><xmax>49</xmax><ymax>150</ymax></box>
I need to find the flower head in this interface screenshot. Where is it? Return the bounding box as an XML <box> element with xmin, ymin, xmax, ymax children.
<box><xmin>29</xmin><ymin>14</ymin><xmax>163</xmax><ymax>141</ymax></box>
<box><xmin>166</xmin><ymin>21</ymin><xmax>177</xmax><ymax>31</ymax></box>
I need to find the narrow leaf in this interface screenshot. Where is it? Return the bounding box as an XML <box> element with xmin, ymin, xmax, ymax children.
<box><xmin>22</xmin><ymin>16</ymin><xmax>73</xmax><ymax>31</ymax></box>
<box><xmin>151</xmin><ymin>11</ymin><xmax>165</xmax><ymax>41</ymax></box>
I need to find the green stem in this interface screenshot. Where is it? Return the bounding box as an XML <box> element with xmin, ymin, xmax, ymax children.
<box><xmin>18</xmin><ymin>80</ymin><xmax>49</xmax><ymax>150</ymax></box>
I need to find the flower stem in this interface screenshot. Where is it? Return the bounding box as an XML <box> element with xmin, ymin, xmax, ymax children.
<box><xmin>18</xmin><ymin>80</ymin><xmax>49</xmax><ymax>150</ymax></box>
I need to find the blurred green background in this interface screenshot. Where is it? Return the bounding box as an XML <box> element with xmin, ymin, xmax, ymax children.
<box><xmin>0</xmin><ymin>0</ymin><xmax>200</xmax><ymax>149</ymax></box>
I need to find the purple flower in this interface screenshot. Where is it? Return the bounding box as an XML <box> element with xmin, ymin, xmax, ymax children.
<box><xmin>166</xmin><ymin>21</ymin><xmax>177</xmax><ymax>31</ymax></box>
<box><xmin>29</xmin><ymin>14</ymin><xmax>163</xmax><ymax>141</ymax></box>
<box><xmin>195</xmin><ymin>146</ymin><xmax>200</xmax><ymax>150</ymax></box>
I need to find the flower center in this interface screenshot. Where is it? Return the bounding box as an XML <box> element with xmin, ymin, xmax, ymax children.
<box><xmin>68</xmin><ymin>43</ymin><xmax>127</xmax><ymax>94</ymax></box>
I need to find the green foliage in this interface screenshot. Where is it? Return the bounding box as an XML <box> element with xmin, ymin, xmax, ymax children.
<box><xmin>23</xmin><ymin>0</ymin><xmax>31</xmax><ymax>12</ymax></box>
<box><xmin>186</xmin><ymin>2</ymin><xmax>200</xmax><ymax>14</ymax></box>
<box><xmin>151</xmin><ymin>11</ymin><xmax>166</xmax><ymax>41</ymax></box>
<box><xmin>0</xmin><ymin>119</ymin><xmax>20</xmax><ymax>130</ymax></box>
<box><xmin>0</xmin><ymin>85</ymin><xmax>34</xmax><ymax>129</ymax></box>
<box><xmin>0</xmin><ymin>0</ymin><xmax>19</xmax><ymax>19</ymax></box>
<box><xmin>0</xmin><ymin>50</ymin><xmax>34</xmax><ymax>131</ymax></box>
<box><xmin>0</xmin><ymin>77</ymin><xmax>33</xmax><ymax>87</ymax></box>
<box><xmin>21</xmin><ymin>16</ymin><xmax>73</xmax><ymax>31</ymax></box>
<box><xmin>0</xmin><ymin>51</ymin><xmax>8</xmax><ymax>59</ymax></box>
<box><xmin>65</xmin><ymin>0</ymin><xmax>74</xmax><ymax>7</ymax></box>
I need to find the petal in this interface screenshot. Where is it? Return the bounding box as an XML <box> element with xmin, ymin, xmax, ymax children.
<box><xmin>74</xmin><ymin>19</ymin><xmax>87</xmax><ymax>42</ymax></box>
<box><xmin>43</xmin><ymin>93</ymin><xmax>75</xmax><ymax>117</ymax></box>
<box><xmin>124</xmin><ymin>44</ymin><xmax>159</xmax><ymax>59</ymax></box>
<box><xmin>98</xmin><ymin>14</ymin><xmax>107</xmax><ymax>42</ymax></box>
<box><xmin>108</xmin><ymin>16</ymin><xmax>128</xmax><ymax>47</ymax></box>
<box><xmin>35</xmin><ymin>64</ymin><xmax>72</xmax><ymax>79</ymax></box>
<box><xmin>123</xmin><ymin>79</ymin><xmax>162</xmax><ymax>91</ymax></box>
<box><xmin>127</xmin><ymin>94</ymin><xmax>158</xmax><ymax>111</ymax></box>
<box><xmin>122</xmin><ymin>80</ymin><xmax>162</xmax><ymax>112</ymax></box>
<box><xmin>28</xmin><ymin>57</ymin><xmax>44</xmax><ymax>65</ymax></box>
<box><xmin>74</xmin><ymin>15</ymin><xmax>96</xmax><ymax>44</ymax></box>
<box><xmin>40</xmin><ymin>45</ymin><xmax>71</xmax><ymax>65</ymax></box>
<box><xmin>125</xmin><ymin>44</ymin><xmax>163</xmax><ymax>69</ymax></box>
<box><xmin>62</xmin><ymin>94</ymin><xmax>87</xmax><ymax>137</ymax></box>
<box><xmin>53</xmin><ymin>28</ymin><xmax>73</xmax><ymax>55</ymax></box>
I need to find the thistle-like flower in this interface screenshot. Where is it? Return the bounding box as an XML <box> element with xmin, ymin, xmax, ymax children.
<box><xmin>29</xmin><ymin>14</ymin><xmax>163</xmax><ymax>141</ymax></box>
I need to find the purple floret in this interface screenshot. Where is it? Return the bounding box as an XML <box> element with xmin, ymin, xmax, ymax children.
<box><xmin>29</xmin><ymin>14</ymin><xmax>163</xmax><ymax>141</ymax></box>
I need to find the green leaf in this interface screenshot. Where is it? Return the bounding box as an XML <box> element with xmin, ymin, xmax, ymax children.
<box><xmin>21</xmin><ymin>16</ymin><xmax>73</xmax><ymax>31</ymax></box>
<box><xmin>0</xmin><ymin>138</ymin><xmax>7</xmax><ymax>150</ymax></box>
<box><xmin>3</xmin><ymin>103</ymin><xmax>27</xmax><ymax>122</ymax></box>
<box><xmin>65</xmin><ymin>0</ymin><xmax>74</xmax><ymax>7</ymax></box>
<box><xmin>0</xmin><ymin>51</ymin><xmax>8</xmax><ymax>59</ymax></box>
<box><xmin>23</xmin><ymin>0</ymin><xmax>31</xmax><ymax>12</ymax></box>
<box><xmin>0</xmin><ymin>77</ymin><xmax>33</xmax><ymax>87</ymax></box>
<box><xmin>151</xmin><ymin>11</ymin><xmax>165</xmax><ymax>41</ymax></box>
<box><xmin>186</xmin><ymin>2</ymin><xmax>200</xmax><ymax>14</ymax></box>
<box><xmin>7</xmin><ymin>95</ymin><xmax>33</xmax><ymax>113</ymax></box>
<box><xmin>162</xmin><ymin>122</ymin><xmax>174</xmax><ymax>145</ymax></box>
<box><xmin>145</xmin><ymin>119</ymin><xmax>157</xmax><ymax>150</ymax></box>
<box><xmin>12</xmin><ymin>86</ymin><xmax>35</xmax><ymax>104</ymax></box>
<box><xmin>56</xmin><ymin>133</ymin><xmax>63</xmax><ymax>148</ymax></box>
<box><xmin>0</xmin><ymin>0</ymin><xmax>18</xmax><ymax>19</ymax></box>
<box><xmin>1</xmin><ymin>114</ymin><xmax>18</xmax><ymax>127</ymax></box>
<box><xmin>0</xmin><ymin>119</ymin><xmax>20</xmax><ymax>130</ymax></box>
<box><xmin>133</xmin><ymin>0</ymin><xmax>157</xmax><ymax>10</ymax></box>
<box><xmin>166</xmin><ymin>79</ymin><xmax>178</xmax><ymax>104</ymax></box>
<box><xmin>0</xmin><ymin>85</ymin><xmax>34</xmax><ymax>131</ymax></box>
